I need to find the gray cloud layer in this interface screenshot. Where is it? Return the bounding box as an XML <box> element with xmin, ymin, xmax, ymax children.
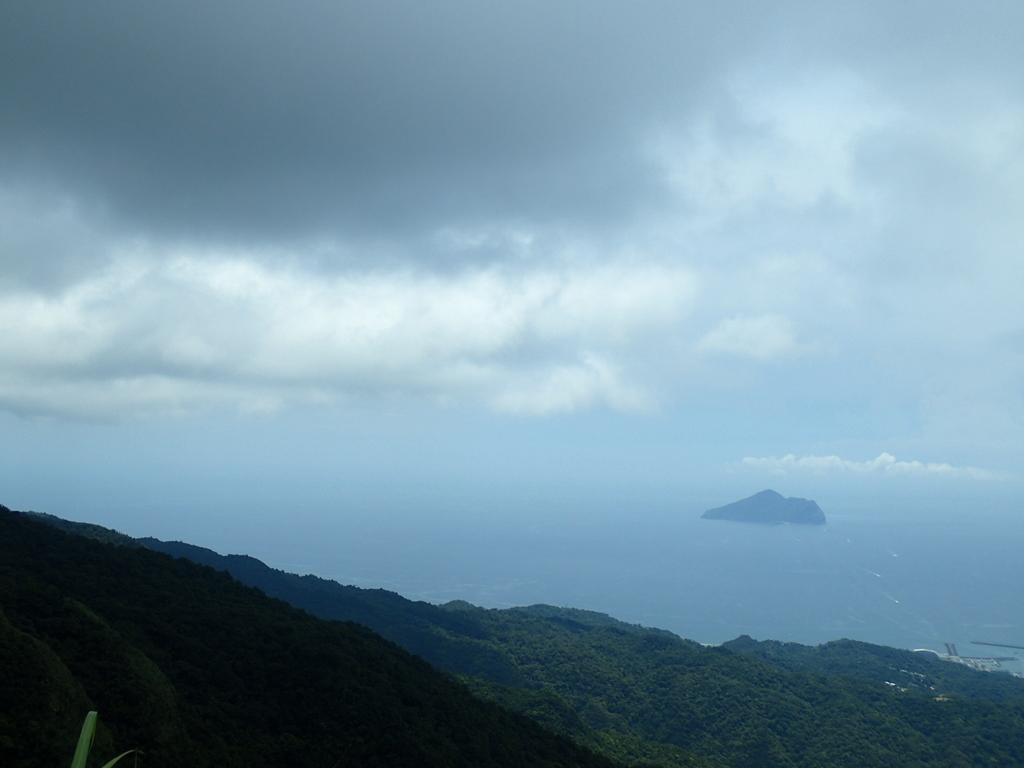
<box><xmin>8</xmin><ymin>1</ymin><xmax>1020</xmax><ymax>245</ymax></box>
<box><xmin>3</xmin><ymin>1</ymin><xmax>742</xmax><ymax>242</ymax></box>
<box><xmin>2</xmin><ymin>1</ymin><xmax>1024</xmax><ymax>472</ymax></box>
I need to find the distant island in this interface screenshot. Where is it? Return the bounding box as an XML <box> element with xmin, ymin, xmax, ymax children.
<box><xmin>702</xmin><ymin>489</ymin><xmax>826</xmax><ymax>525</ymax></box>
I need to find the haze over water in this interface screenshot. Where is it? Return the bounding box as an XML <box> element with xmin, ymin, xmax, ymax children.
<box><xmin>256</xmin><ymin>496</ymin><xmax>1023</xmax><ymax>660</ymax></box>
<box><xmin>5</xmin><ymin>429</ymin><xmax>1017</xmax><ymax>662</ymax></box>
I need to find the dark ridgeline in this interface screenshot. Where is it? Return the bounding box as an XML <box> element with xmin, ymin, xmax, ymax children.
<box><xmin>701</xmin><ymin>489</ymin><xmax>826</xmax><ymax>524</ymax></box>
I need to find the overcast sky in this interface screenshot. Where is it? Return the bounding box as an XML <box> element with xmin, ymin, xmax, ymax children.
<box><xmin>2</xmin><ymin>1</ymin><xmax>1022</xmax><ymax>541</ymax></box>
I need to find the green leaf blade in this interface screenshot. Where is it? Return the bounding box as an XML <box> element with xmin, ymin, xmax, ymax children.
<box><xmin>70</xmin><ymin>711</ymin><xmax>98</xmax><ymax>768</ymax></box>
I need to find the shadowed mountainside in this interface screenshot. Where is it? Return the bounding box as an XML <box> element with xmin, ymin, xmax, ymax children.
<box><xmin>1</xmin><ymin>506</ymin><xmax>620</xmax><ymax>768</ymax></box>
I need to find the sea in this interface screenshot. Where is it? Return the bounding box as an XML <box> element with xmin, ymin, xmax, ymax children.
<box><xmin>256</xmin><ymin>498</ymin><xmax>1023</xmax><ymax>668</ymax></box>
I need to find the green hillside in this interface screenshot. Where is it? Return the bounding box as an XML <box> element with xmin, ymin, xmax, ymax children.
<box><xmin>23</xmin><ymin>508</ymin><xmax>1024</xmax><ymax>767</ymax></box>
<box><xmin>722</xmin><ymin>634</ymin><xmax>1024</xmax><ymax>701</ymax></box>
<box><xmin>449</xmin><ymin>604</ymin><xmax>1024</xmax><ymax>767</ymax></box>
<box><xmin>0</xmin><ymin>506</ymin><xmax>619</xmax><ymax>768</ymax></box>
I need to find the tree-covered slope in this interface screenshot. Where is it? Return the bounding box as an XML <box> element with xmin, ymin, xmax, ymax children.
<box><xmin>722</xmin><ymin>634</ymin><xmax>1024</xmax><ymax>702</ymax></box>
<box><xmin>133</xmin><ymin>535</ymin><xmax>532</xmax><ymax>687</ymax></box>
<box><xmin>453</xmin><ymin>604</ymin><xmax>1024</xmax><ymax>767</ymax></box>
<box><xmin>26</xmin><ymin>508</ymin><xmax>1024</xmax><ymax>767</ymax></box>
<box><xmin>0</xmin><ymin>506</ymin><xmax>619</xmax><ymax>768</ymax></box>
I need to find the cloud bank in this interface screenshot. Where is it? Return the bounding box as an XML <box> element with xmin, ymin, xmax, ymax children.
<box><xmin>742</xmin><ymin>453</ymin><xmax>994</xmax><ymax>480</ymax></box>
<box><xmin>0</xmin><ymin>249</ymin><xmax>695</xmax><ymax>419</ymax></box>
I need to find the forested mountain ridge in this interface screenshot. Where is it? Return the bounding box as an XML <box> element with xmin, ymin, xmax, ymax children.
<box><xmin>722</xmin><ymin>634</ymin><xmax>1024</xmax><ymax>701</ymax></box>
<box><xmin>0</xmin><ymin>506</ymin><xmax>621</xmax><ymax>768</ymax></box>
<box><xmin>24</xmin><ymin>508</ymin><xmax>1024</xmax><ymax>767</ymax></box>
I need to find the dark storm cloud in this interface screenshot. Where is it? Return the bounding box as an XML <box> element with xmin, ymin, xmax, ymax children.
<box><xmin>6</xmin><ymin>0</ymin><xmax>1024</xmax><ymax>245</ymax></box>
<box><xmin>0</xmin><ymin>0</ymin><xmax>768</xmax><ymax>242</ymax></box>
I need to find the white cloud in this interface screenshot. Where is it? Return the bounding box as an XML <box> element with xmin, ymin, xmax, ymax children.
<box><xmin>651</xmin><ymin>69</ymin><xmax>895</xmax><ymax>226</ymax></box>
<box><xmin>491</xmin><ymin>353</ymin><xmax>655</xmax><ymax>416</ymax></box>
<box><xmin>696</xmin><ymin>313</ymin><xmax>807</xmax><ymax>360</ymax></box>
<box><xmin>0</xmin><ymin>251</ymin><xmax>696</xmax><ymax>419</ymax></box>
<box><xmin>742</xmin><ymin>452</ymin><xmax>993</xmax><ymax>480</ymax></box>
